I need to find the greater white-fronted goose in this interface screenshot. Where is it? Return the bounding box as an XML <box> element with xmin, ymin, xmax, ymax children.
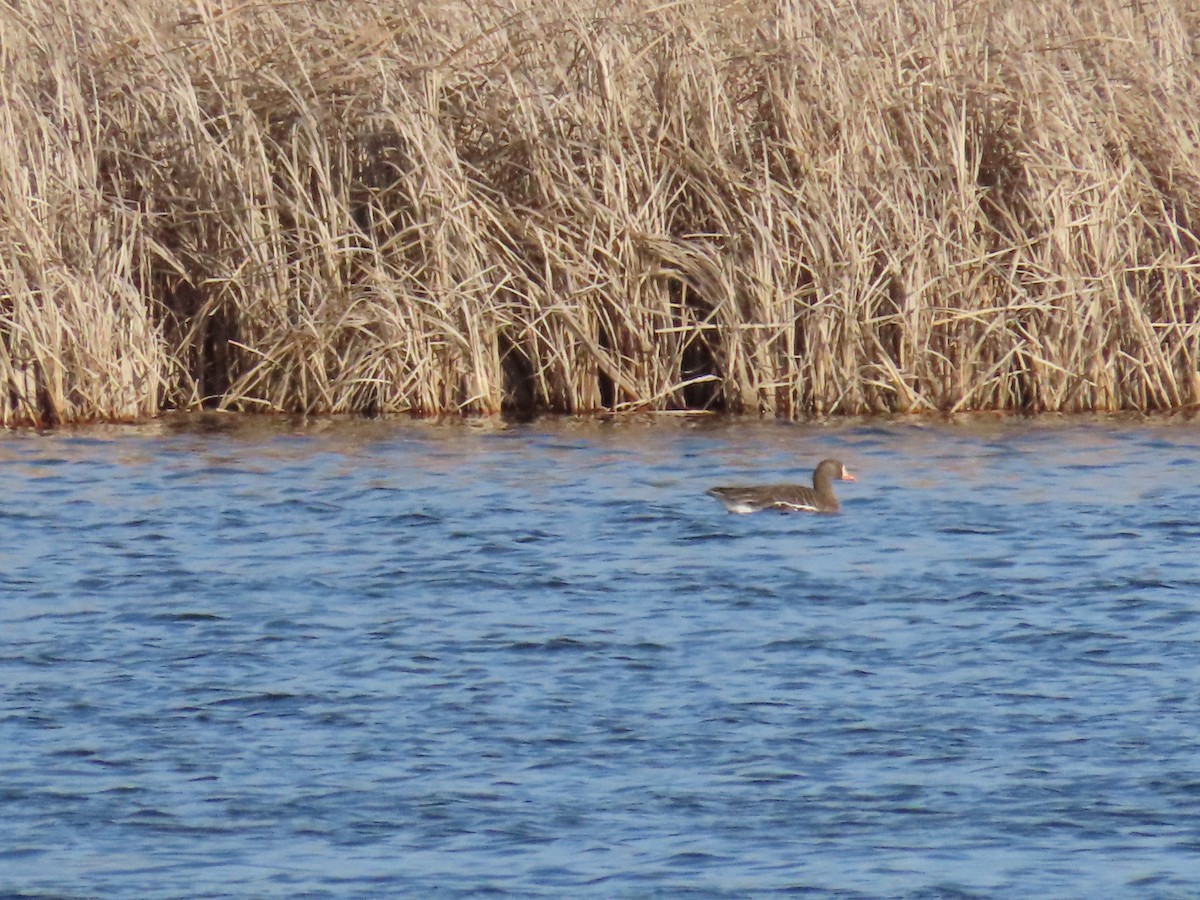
<box><xmin>707</xmin><ymin>458</ymin><xmax>856</xmax><ymax>514</ymax></box>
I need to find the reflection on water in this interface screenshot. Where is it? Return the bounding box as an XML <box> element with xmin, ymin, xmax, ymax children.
<box><xmin>2</xmin><ymin>414</ymin><xmax>1200</xmax><ymax>897</ymax></box>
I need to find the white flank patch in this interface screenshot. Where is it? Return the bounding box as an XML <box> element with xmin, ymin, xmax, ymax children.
<box><xmin>773</xmin><ymin>501</ymin><xmax>819</xmax><ymax>512</ymax></box>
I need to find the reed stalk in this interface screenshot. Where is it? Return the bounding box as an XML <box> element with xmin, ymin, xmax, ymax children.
<box><xmin>2</xmin><ymin>0</ymin><xmax>1199</xmax><ymax>424</ymax></box>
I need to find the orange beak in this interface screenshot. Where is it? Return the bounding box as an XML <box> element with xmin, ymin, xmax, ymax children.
<box><xmin>842</xmin><ymin>468</ymin><xmax>857</xmax><ymax>482</ymax></box>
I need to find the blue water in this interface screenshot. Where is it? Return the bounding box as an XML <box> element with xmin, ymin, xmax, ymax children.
<box><xmin>2</xmin><ymin>415</ymin><xmax>1200</xmax><ymax>898</ymax></box>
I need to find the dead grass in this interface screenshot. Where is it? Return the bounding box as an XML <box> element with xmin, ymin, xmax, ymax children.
<box><xmin>2</xmin><ymin>0</ymin><xmax>1199</xmax><ymax>424</ymax></box>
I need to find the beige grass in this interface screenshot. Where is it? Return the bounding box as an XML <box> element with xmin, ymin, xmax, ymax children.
<box><xmin>2</xmin><ymin>0</ymin><xmax>1199</xmax><ymax>424</ymax></box>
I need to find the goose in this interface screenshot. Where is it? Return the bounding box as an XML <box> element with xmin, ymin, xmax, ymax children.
<box><xmin>707</xmin><ymin>458</ymin><xmax>856</xmax><ymax>514</ymax></box>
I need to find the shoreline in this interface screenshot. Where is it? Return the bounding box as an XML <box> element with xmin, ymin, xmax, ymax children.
<box><xmin>6</xmin><ymin>407</ymin><xmax>1200</xmax><ymax>437</ymax></box>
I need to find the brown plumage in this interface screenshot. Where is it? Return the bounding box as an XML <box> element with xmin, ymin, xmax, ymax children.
<box><xmin>707</xmin><ymin>458</ymin><xmax>857</xmax><ymax>514</ymax></box>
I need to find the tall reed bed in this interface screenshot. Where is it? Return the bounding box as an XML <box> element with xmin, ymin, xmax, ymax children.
<box><xmin>2</xmin><ymin>0</ymin><xmax>1199</xmax><ymax>424</ymax></box>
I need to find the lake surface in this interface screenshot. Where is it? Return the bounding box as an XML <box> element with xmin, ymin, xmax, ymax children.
<box><xmin>2</xmin><ymin>413</ymin><xmax>1200</xmax><ymax>898</ymax></box>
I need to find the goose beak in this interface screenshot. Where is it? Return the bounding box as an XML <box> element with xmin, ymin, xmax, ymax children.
<box><xmin>842</xmin><ymin>468</ymin><xmax>857</xmax><ymax>482</ymax></box>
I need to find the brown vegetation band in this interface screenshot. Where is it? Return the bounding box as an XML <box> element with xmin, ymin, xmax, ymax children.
<box><xmin>2</xmin><ymin>0</ymin><xmax>1200</xmax><ymax>424</ymax></box>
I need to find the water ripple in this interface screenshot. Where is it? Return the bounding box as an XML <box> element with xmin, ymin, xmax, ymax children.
<box><xmin>2</xmin><ymin>417</ymin><xmax>1200</xmax><ymax>896</ymax></box>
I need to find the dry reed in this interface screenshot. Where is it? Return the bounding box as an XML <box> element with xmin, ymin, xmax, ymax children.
<box><xmin>2</xmin><ymin>0</ymin><xmax>1199</xmax><ymax>424</ymax></box>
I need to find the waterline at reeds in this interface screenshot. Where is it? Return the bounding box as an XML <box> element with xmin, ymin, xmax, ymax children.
<box><xmin>3</xmin><ymin>0</ymin><xmax>1200</xmax><ymax>425</ymax></box>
